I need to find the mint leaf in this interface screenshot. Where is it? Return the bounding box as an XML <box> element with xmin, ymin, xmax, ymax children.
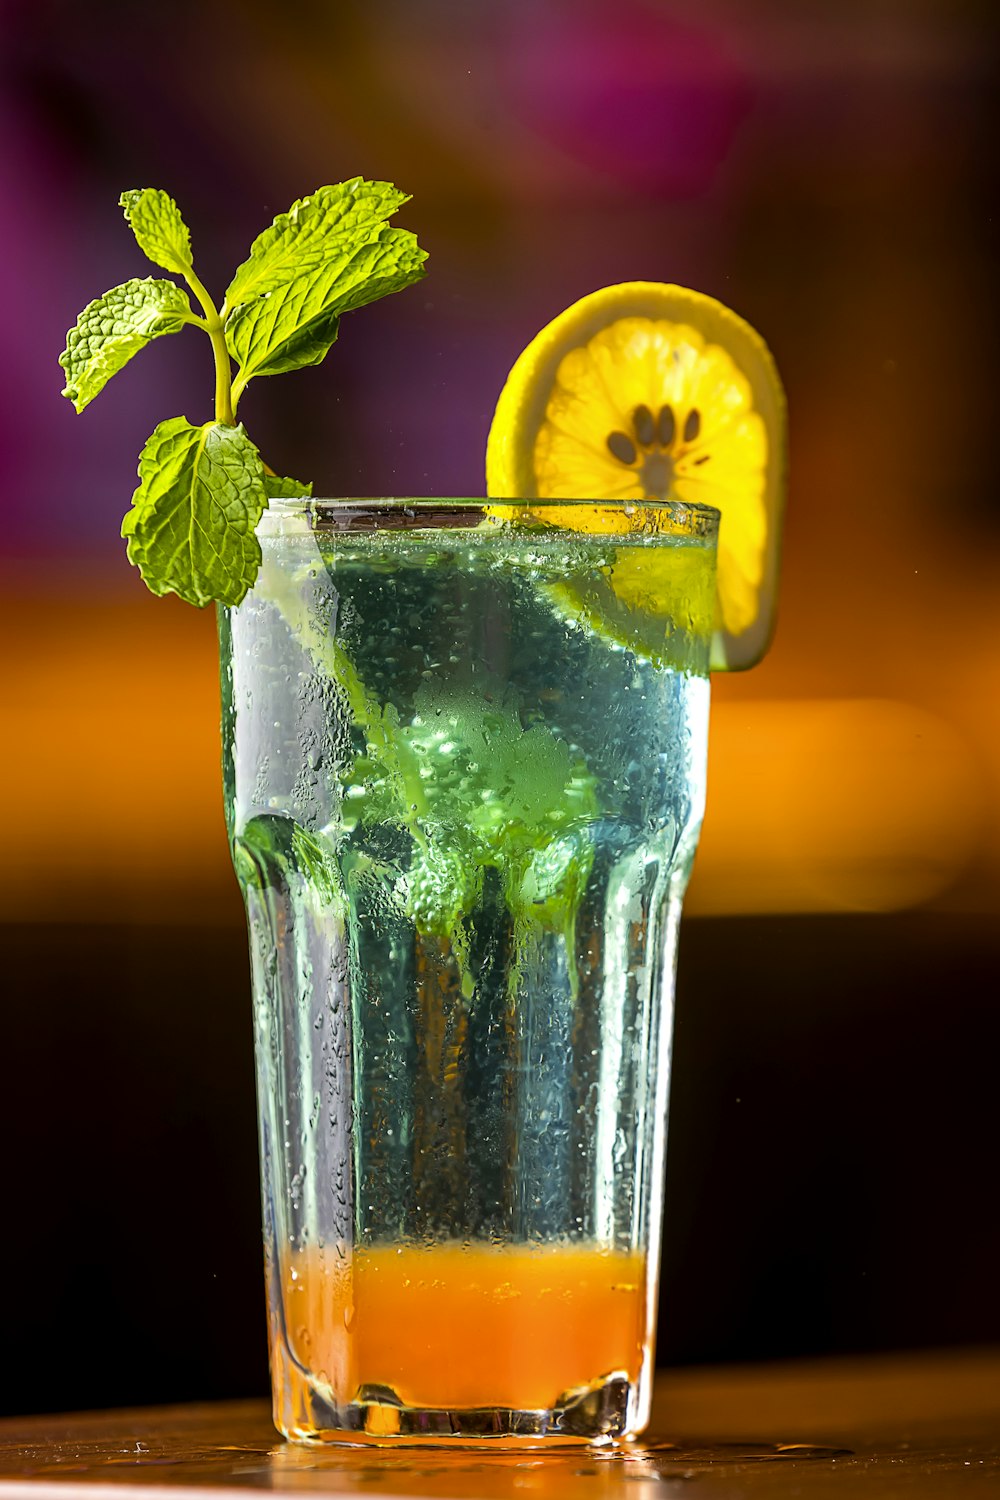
<box><xmin>225</xmin><ymin>209</ymin><xmax>426</xmax><ymax>385</ymax></box>
<box><xmin>225</xmin><ymin>179</ymin><xmax>411</xmax><ymax>306</ymax></box>
<box><xmin>264</xmin><ymin>474</ymin><xmax>313</xmax><ymax>499</ymax></box>
<box><xmin>224</xmin><ymin>179</ymin><xmax>424</xmax><ymax>384</ymax></box>
<box><xmin>120</xmin><ymin>189</ymin><xmax>194</xmax><ymax>275</ymax></box>
<box><xmin>121</xmin><ymin>417</ymin><xmax>268</xmax><ymax>607</ymax></box>
<box><xmin>342</xmin><ymin>684</ymin><xmax>599</xmax><ymax>937</ymax></box>
<box><xmin>59</xmin><ymin>278</ymin><xmax>194</xmax><ymax>412</ymax></box>
<box><xmin>406</xmin><ymin>841</ymin><xmax>483</xmax><ymax>939</ymax></box>
<box><xmin>228</xmin><ymin>300</ymin><xmax>342</xmax><ymax>381</ymax></box>
<box><xmin>291</xmin><ymin>823</ymin><xmax>345</xmax><ymax>908</ymax></box>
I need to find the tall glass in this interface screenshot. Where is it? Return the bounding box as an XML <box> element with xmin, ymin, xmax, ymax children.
<box><xmin>220</xmin><ymin>498</ymin><xmax>718</xmax><ymax>1444</ymax></box>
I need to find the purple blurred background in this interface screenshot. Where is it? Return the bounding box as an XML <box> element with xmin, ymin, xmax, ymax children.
<box><xmin>1</xmin><ymin>0</ymin><xmax>998</xmax><ymax>1417</ymax></box>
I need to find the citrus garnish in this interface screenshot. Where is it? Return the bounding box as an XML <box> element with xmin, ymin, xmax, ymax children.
<box><xmin>485</xmin><ymin>282</ymin><xmax>786</xmax><ymax>669</ymax></box>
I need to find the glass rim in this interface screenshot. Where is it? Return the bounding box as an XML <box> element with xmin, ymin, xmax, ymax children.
<box><xmin>261</xmin><ymin>496</ymin><xmax>721</xmax><ymax>536</ymax></box>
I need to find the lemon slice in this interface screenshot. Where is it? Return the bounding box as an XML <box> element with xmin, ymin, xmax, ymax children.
<box><xmin>485</xmin><ymin>282</ymin><xmax>786</xmax><ymax>669</ymax></box>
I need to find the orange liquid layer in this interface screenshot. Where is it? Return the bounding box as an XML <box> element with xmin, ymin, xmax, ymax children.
<box><xmin>279</xmin><ymin>1243</ymin><xmax>648</xmax><ymax>1412</ymax></box>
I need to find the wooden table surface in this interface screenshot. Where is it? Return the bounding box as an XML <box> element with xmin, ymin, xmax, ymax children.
<box><xmin>1</xmin><ymin>1348</ymin><xmax>997</xmax><ymax>1498</ymax></box>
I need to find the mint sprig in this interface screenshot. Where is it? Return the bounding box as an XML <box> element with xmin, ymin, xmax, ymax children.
<box><xmin>60</xmin><ymin>182</ymin><xmax>427</xmax><ymax>606</ymax></box>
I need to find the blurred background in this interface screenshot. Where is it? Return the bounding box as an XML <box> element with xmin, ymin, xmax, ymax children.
<box><xmin>2</xmin><ymin>0</ymin><xmax>998</xmax><ymax>1418</ymax></box>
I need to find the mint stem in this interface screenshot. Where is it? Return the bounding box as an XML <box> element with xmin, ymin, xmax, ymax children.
<box><xmin>183</xmin><ymin>271</ymin><xmax>235</xmax><ymax>426</ymax></box>
<box><xmin>208</xmin><ymin>318</ymin><xmax>235</xmax><ymax>426</ymax></box>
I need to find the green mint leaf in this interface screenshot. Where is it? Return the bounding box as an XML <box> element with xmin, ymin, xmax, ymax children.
<box><xmin>229</xmin><ymin>302</ymin><xmax>342</xmax><ymax>381</ymax></box>
<box><xmin>290</xmin><ymin>824</ymin><xmax>345</xmax><ymax>909</ymax></box>
<box><xmin>59</xmin><ymin>278</ymin><xmax>194</xmax><ymax>412</ymax></box>
<box><xmin>121</xmin><ymin>417</ymin><xmax>268</xmax><ymax>607</ymax></box>
<box><xmin>225</xmin><ymin>179</ymin><xmax>411</xmax><ymax>306</ymax></box>
<box><xmin>264</xmin><ymin>474</ymin><xmax>313</xmax><ymax>499</ymax></box>
<box><xmin>341</xmin><ymin>683</ymin><xmax>600</xmax><ymax>937</ymax></box>
<box><xmin>120</xmin><ymin>188</ymin><xmax>194</xmax><ymax>275</ymax></box>
<box><xmin>226</xmin><ymin>230</ymin><xmax>425</xmax><ymax>383</ymax></box>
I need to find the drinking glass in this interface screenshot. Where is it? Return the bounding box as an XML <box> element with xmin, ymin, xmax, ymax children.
<box><xmin>220</xmin><ymin>498</ymin><xmax>718</xmax><ymax>1443</ymax></box>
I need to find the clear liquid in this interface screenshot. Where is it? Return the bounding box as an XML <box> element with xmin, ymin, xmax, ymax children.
<box><xmin>221</xmin><ymin>514</ymin><xmax>712</xmax><ymax>1439</ymax></box>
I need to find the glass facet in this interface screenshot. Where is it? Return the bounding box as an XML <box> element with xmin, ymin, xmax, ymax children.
<box><xmin>221</xmin><ymin>498</ymin><xmax>718</xmax><ymax>1443</ymax></box>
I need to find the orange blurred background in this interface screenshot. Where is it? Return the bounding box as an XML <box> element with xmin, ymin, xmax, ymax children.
<box><xmin>1</xmin><ymin>0</ymin><xmax>997</xmax><ymax>1416</ymax></box>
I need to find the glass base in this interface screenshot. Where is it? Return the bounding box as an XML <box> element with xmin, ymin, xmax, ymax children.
<box><xmin>275</xmin><ymin>1372</ymin><xmax>636</xmax><ymax>1446</ymax></box>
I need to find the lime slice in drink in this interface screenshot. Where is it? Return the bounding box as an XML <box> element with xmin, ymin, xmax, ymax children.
<box><xmin>485</xmin><ymin>282</ymin><xmax>786</xmax><ymax>669</ymax></box>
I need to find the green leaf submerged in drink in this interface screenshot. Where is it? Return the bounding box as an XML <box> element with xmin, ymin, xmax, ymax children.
<box><xmin>341</xmin><ymin>681</ymin><xmax>599</xmax><ymax>945</ymax></box>
<box><xmin>60</xmin><ymin>180</ymin><xmax>427</xmax><ymax>606</ymax></box>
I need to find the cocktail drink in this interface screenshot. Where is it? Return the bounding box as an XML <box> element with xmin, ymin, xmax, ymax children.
<box><xmin>61</xmin><ymin>183</ymin><xmax>784</xmax><ymax>1448</ymax></box>
<box><xmin>221</xmin><ymin>497</ymin><xmax>719</xmax><ymax>1441</ymax></box>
